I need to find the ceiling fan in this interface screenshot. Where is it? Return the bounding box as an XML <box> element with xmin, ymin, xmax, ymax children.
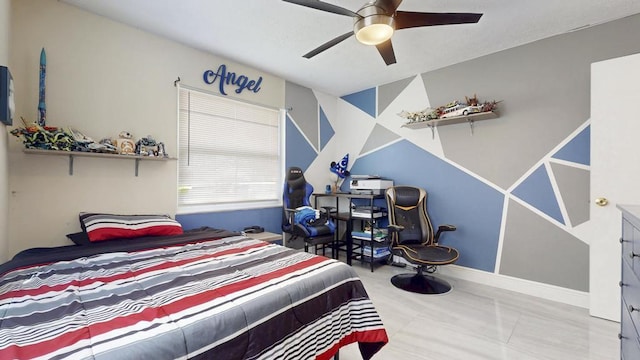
<box><xmin>283</xmin><ymin>0</ymin><xmax>482</xmax><ymax>65</ymax></box>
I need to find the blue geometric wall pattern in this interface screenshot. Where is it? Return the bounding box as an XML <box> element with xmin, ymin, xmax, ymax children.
<box><xmin>552</xmin><ymin>125</ymin><xmax>590</xmax><ymax>166</ymax></box>
<box><xmin>341</xmin><ymin>87</ymin><xmax>377</xmax><ymax>118</ymax></box>
<box><xmin>348</xmin><ymin>140</ymin><xmax>504</xmax><ymax>272</ymax></box>
<box><xmin>319</xmin><ymin>106</ymin><xmax>334</xmax><ymax>151</ymax></box>
<box><xmin>286</xmin><ymin>115</ymin><xmax>317</xmax><ymax>172</ymax></box>
<box><xmin>512</xmin><ymin>165</ymin><xmax>564</xmax><ymax>224</ymax></box>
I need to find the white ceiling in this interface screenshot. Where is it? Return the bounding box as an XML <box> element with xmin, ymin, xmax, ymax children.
<box><xmin>60</xmin><ymin>0</ymin><xmax>640</xmax><ymax>97</ymax></box>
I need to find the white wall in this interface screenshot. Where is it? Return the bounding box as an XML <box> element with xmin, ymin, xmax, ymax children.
<box><xmin>0</xmin><ymin>0</ymin><xmax>11</xmax><ymax>262</ymax></box>
<box><xmin>7</xmin><ymin>0</ymin><xmax>285</xmax><ymax>257</ymax></box>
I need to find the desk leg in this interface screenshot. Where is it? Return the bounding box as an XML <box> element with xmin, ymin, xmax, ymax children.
<box><xmin>370</xmin><ymin>196</ymin><xmax>375</xmax><ymax>272</ymax></box>
<box><xmin>346</xmin><ymin>221</ymin><xmax>353</xmax><ymax>266</ymax></box>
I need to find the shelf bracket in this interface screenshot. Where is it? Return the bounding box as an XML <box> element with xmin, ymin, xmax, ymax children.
<box><xmin>135</xmin><ymin>159</ymin><xmax>140</xmax><ymax>176</ymax></box>
<box><xmin>68</xmin><ymin>154</ymin><xmax>74</xmax><ymax>175</ymax></box>
<box><xmin>428</xmin><ymin>124</ymin><xmax>436</xmax><ymax>139</ymax></box>
<box><xmin>468</xmin><ymin>120</ymin><xmax>475</xmax><ymax>136</ymax></box>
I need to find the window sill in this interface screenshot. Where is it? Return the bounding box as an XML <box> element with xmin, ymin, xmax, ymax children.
<box><xmin>177</xmin><ymin>200</ymin><xmax>282</xmax><ymax>214</ymax></box>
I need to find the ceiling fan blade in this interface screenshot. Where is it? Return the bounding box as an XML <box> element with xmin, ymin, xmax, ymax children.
<box><xmin>376</xmin><ymin>40</ymin><xmax>397</xmax><ymax>65</ymax></box>
<box><xmin>303</xmin><ymin>31</ymin><xmax>354</xmax><ymax>59</ymax></box>
<box><xmin>373</xmin><ymin>0</ymin><xmax>403</xmax><ymax>15</ymax></box>
<box><xmin>282</xmin><ymin>0</ymin><xmax>359</xmax><ymax>17</ymax></box>
<box><xmin>395</xmin><ymin>11</ymin><xmax>483</xmax><ymax>30</ymax></box>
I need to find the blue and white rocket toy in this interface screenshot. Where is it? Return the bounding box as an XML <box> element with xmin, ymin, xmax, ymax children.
<box><xmin>38</xmin><ymin>47</ymin><xmax>46</xmax><ymax>127</ymax></box>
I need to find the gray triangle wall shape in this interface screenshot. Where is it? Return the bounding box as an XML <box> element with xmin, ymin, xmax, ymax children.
<box><xmin>378</xmin><ymin>77</ymin><xmax>414</xmax><ymax>115</ymax></box>
<box><xmin>360</xmin><ymin>124</ymin><xmax>401</xmax><ymax>155</ymax></box>
<box><xmin>285</xmin><ymin>81</ymin><xmax>319</xmax><ymax>150</ymax></box>
<box><xmin>550</xmin><ymin>162</ymin><xmax>589</xmax><ymax>226</ymax></box>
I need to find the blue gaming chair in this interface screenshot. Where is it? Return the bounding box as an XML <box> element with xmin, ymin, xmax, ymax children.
<box><xmin>282</xmin><ymin>167</ymin><xmax>336</xmax><ymax>256</ymax></box>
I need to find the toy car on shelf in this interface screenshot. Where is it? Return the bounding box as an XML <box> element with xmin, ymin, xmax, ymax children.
<box><xmin>439</xmin><ymin>104</ymin><xmax>483</xmax><ymax>118</ymax></box>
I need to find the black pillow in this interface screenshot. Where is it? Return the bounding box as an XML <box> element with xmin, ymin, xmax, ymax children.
<box><xmin>66</xmin><ymin>232</ymin><xmax>91</xmax><ymax>246</ymax></box>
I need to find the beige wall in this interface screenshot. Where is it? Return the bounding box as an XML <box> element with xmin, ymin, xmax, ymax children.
<box><xmin>0</xmin><ymin>0</ymin><xmax>10</xmax><ymax>262</ymax></box>
<box><xmin>7</xmin><ymin>0</ymin><xmax>285</xmax><ymax>257</ymax></box>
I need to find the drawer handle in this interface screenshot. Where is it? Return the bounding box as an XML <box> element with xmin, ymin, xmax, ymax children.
<box><xmin>620</xmin><ymin>237</ymin><xmax>625</xmax><ymax>243</ymax></box>
<box><xmin>629</xmin><ymin>252</ymin><xmax>640</xmax><ymax>259</ymax></box>
<box><xmin>619</xmin><ymin>333</ymin><xmax>624</xmax><ymax>340</ymax></box>
<box><xmin>629</xmin><ymin>305</ymin><xmax>640</xmax><ymax>312</ymax></box>
<box><xmin>620</xmin><ymin>281</ymin><xmax>625</xmax><ymax>287</ymax></box>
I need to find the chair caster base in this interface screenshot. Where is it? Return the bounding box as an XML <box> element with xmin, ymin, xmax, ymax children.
<box><xmin>390</xmin><ymin>262</ymin><xmax>407</xmax><ymax>268</ymax></box>
<box><xmin>391</xmin><ymin>273</ymin><xmax>452</xmax><ymax>294</ymax></box>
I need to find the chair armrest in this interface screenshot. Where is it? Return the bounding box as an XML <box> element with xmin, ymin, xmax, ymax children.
<box><xmin>434</xmin><ymin>224</ymin><xmax>456</xmax><ymax>243</ymax></box>
<box><xmin>284</xmin><ymin>207</ymin><xmax>297</xmax><ymax>217</ymax></box>
<box><xmin>439</xmin><ymin>224</ymin><xmax>456</xmax><ymax>232</ymax></box>
<box><xmin>319</xmin><ymin>206</ymin><xmax>335</xmax><ymax>214</ymax></box>
<box><xmin>387</xmin><ymin>224</ymin><xmax>405</xmax><ymax>233</ymax></box>
<box><xmin>283</xmin><ymin>207</ymin><xmax>299</xmax><ymax>226</ymax></box>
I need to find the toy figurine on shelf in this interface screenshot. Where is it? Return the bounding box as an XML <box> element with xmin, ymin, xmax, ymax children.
<box><xmin>398</xmin><ymin>108</ymin><xmax>438</xmax><ymax>123</ymax></box>
<box><xmin>157</xmin><ymin>142</ymin><xmax>167</xmax><ymax>158</ymax></box>
<box><xmin>113</xmin><ymin>131</ymin><xmax>135</xmax><ymax>155</ymax></box>
<box><xmin>98</xmin><ymin>138</ymin><xmax>118</xmax><ymax>153</ymax></box>
<box><xmin>135</xmin><ymin>135</ymin><xmax>168</xmax><ymax>157</ymax></box>
<box><xmin>398</xmin><ymin>94</ymin><xmax>500</xmax><ymax>123</ymax></box>
<box><xmin>9</xmin><ymin>119</ymin><xmax>74</xmax><ymax>151</ymax></box>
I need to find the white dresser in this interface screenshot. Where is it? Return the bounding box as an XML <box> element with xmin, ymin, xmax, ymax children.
<box><xmin>618</xmin><ymin>205</ymin><xmax>640</xmax><ymax>359</ymax></box>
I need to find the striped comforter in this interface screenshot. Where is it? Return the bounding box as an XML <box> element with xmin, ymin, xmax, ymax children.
<box><xmin>0</xmin><ymin>233</ymin><xmax>388</xmax><ymax>359</ymax></box>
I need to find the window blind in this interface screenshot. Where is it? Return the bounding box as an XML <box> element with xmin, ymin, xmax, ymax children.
<box><xmin>178</xmin><ymin>87</ymin><xmax>282</xmax><ymax>212</ymax></box>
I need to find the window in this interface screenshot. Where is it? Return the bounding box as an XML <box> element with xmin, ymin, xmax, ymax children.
<box><xmin>177</xmin><ymin>87</ymin><xmax>283</xmax><ymax>213</ymax></box>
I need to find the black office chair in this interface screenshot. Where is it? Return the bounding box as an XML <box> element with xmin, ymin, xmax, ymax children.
<box><xmin>385</xmin><ymin>186</ymin><xmax>459</xmax><ymax>294</ymax></box>
<box><xmin>282</xmin><ymin>167</ymin><xmax>336</xmax><ymax>256</ymax></box>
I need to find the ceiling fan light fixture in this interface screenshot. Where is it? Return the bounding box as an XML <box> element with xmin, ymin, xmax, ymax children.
<box><xmin>354</xmin><ymin>15</ymin><xmax>395</xmax><ymax>45</ymax></box>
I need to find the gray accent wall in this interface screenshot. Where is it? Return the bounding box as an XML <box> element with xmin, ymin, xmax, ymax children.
<box><xmin>422</xmin><ymin>14</ymin><xmax>640</xmax><ymax>190</ymax></box>
<box><xmin>286</xmin><ymin>13</ymin><xmax>640</xmax><ymax>296</ymax></box>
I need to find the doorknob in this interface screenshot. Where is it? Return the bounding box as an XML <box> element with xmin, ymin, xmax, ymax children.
<box><xmin>595</xmin><ymin>197</ymin><xmax>609</xmax><ymax>206</ymax></box>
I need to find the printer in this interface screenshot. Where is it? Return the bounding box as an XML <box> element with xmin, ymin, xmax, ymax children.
<box><xmin>349</xmin><ymin>176</ymin><xmax>393</xmax><ymax>195</ymax></box>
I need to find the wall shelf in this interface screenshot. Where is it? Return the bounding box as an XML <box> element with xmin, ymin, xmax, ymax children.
<box><xmin>23</xmin><ymin>149</ymin><xmax>177</xmax><ymax>176</ymax></box>
<box><xmin>402</xmin><ymin>111</ymin><xmax>498</xmax><ymax>138</ymax></box>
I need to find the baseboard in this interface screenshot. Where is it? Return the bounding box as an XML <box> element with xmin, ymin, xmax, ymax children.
<box><xmin>438</xmin><ymin>264</ymin><xmax>589</xmax><ymax>309</ymax></box>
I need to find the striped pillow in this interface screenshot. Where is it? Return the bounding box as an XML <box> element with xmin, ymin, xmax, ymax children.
<box><xmin>80</xmin><ymin>213</ymin><xmax>183</xmax><ymax>242</ymax></box>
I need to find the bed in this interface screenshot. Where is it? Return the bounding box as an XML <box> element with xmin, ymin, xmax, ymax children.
<box><xmin>0</xmin><ymin>223</ymin><xmax>388</xmax><ymax>359</ymax></box>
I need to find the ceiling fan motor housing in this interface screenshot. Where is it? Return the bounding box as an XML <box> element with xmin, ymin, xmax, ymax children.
<box><xmin>354</xmin><ymin>4</ymin><xmax>395</xmax><ymax>45</ymax></box>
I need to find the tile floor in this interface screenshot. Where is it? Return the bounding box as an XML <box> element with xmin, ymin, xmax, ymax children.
<box><xmin>338</xmin><ymin>263</ymin><xmax>620</xmax><ymax>360</ymax></box>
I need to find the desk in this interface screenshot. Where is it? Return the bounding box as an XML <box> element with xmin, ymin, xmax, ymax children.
<box><xmin>314</xmin><ymin>192</ymin><xmax>388</xmax><ymax>272</ymax></box>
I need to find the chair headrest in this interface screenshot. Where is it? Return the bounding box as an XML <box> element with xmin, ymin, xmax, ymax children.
<box><xmin>389</xmin><ymin>186</ymin><xmax>422</xmax><ymax>207</ymax></box>
<box><xmin>286</xmin><ymin>167</ymin><xmax>309</xmax><ymax>192</ymax></box>
<box><xmin>287</xmin><ymin>167</ymin><xmax>304</xmax><ymax>182</ymax></box>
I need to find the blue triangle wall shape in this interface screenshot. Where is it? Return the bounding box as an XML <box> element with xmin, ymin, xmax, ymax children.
<box><xmin>512</xmin><ymin>165</ymin><xmax>564</xmax><ymax>224</ymax></box>
<box><xmin>319</xmin><ymin>106</ymin><xmax>334</xmax><ymax>151</ymax></box>
<box><xmin>341</xmin><ymin>87</ymin><xmax>376</xmax><ymax>118</ymax></box>
<box><xmin>348</xmin><ymin>139</ymin><xmax>504</xmax><ymax>272</ymax></box>
<box><xmin>552</xmin><ymin>125</ymin><xmax>590</xmax><ymax>165</ymax></box>
<box><xmin>285</xmin><ymin>115</ymin><xmax>317</xmax><ymax>172</ymax></box>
